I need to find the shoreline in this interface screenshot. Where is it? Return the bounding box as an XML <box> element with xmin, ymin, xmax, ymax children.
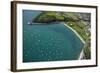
<box><xmin>28</xmin><ymin>21</ymin><xmax>85</xmax><ymax>59</ymax></box>
<box><xmin>78</xmin><ymin>49</ymin><xmax>84</xmax><ymax>59</ymax></box>
<box><xmin>63</xmin><ymin>22</ymin><xmax>85</xmax><ymax>59</ymax></box>
<box><xmin>63</xmin><ymin>23</ymin><xmax>85</xmax><ymax>44</ymax></box>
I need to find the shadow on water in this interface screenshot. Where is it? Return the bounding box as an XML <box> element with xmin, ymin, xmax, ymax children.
<box><xmin>28</xmin><ymin>21</ymin><xmax>62</xmax><ymax>25</ymax></box>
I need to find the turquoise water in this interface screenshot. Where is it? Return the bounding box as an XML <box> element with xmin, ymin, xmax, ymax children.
<box><xmin>23</xmin><ymin>10</ymin><xmax>84</xmax><ymax>62</ymax></box>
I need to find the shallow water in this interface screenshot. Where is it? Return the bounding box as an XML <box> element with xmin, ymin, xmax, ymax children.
<box><xmin>23</xmin><ymin>10</ymin><xmax>84</xmax><ymax>62</ymax></box>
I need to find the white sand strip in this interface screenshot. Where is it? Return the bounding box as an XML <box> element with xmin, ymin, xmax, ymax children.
<box><xmin>78</xmin><ymin>49</ymin><xmax>84</xmax><ymax>59</ymax></box>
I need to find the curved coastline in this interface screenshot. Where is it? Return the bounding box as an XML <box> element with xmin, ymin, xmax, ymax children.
<box><xmin>63</xmin><ymin>22</ymin><xmax>85</xmax><ymax>60</ymax></box>
<box><xmin>28</xmin><ymin>21</ymin><xmax>85</xmax><ymax>60</ymax></box>
<box><xmin>63</xmin><ymin>23</ymin><xmax>85</xmax><ymax>44</ymax></box>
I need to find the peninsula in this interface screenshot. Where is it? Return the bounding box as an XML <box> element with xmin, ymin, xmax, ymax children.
<box><xmin>32</xmin><ymin>11</ymin><xmax>91</xmax><ymax>59</ymax></box>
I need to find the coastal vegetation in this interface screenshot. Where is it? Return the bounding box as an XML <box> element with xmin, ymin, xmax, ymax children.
<box><xmin>33</xmin><ymin>11</ymin><xmax>80</xmax><ymax>23</ymax></box>
<box><xmin>33</xmin><ymin>11</ymin><xmax>91</xmax><ymax>59</ymax></box>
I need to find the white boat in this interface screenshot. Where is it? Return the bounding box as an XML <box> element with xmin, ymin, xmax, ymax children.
<box><xmin>27</xmin><ymin>22</ymin><xmax>31</xmax><ymax>25</ymax></box>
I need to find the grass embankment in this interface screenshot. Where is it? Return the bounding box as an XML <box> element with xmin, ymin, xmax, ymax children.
<box><xmin>33</xmin><ymin>11</ymin><xmax>91</xmax><ymax>59</ymax></box>
<box><xmin>33</xmin><ymin>11</ymin><xmax>65</xmax><ymax>23</ymax></box>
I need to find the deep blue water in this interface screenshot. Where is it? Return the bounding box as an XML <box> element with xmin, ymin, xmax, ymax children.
<box><xmin>23</xmin><ymin>10</ymin><xmax>84</xmax><ymax>62</ymax></box>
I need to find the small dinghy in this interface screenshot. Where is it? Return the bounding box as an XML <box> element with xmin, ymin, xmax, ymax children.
<box><xmin>28</xmin><ymin>22</ymin><xmax>31</xmax><ymax>25</ymax></box>
<box><xmin>27</xmin><ymin>21</ymin><xmax>32</xmax><ymax>25</ymax></box>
